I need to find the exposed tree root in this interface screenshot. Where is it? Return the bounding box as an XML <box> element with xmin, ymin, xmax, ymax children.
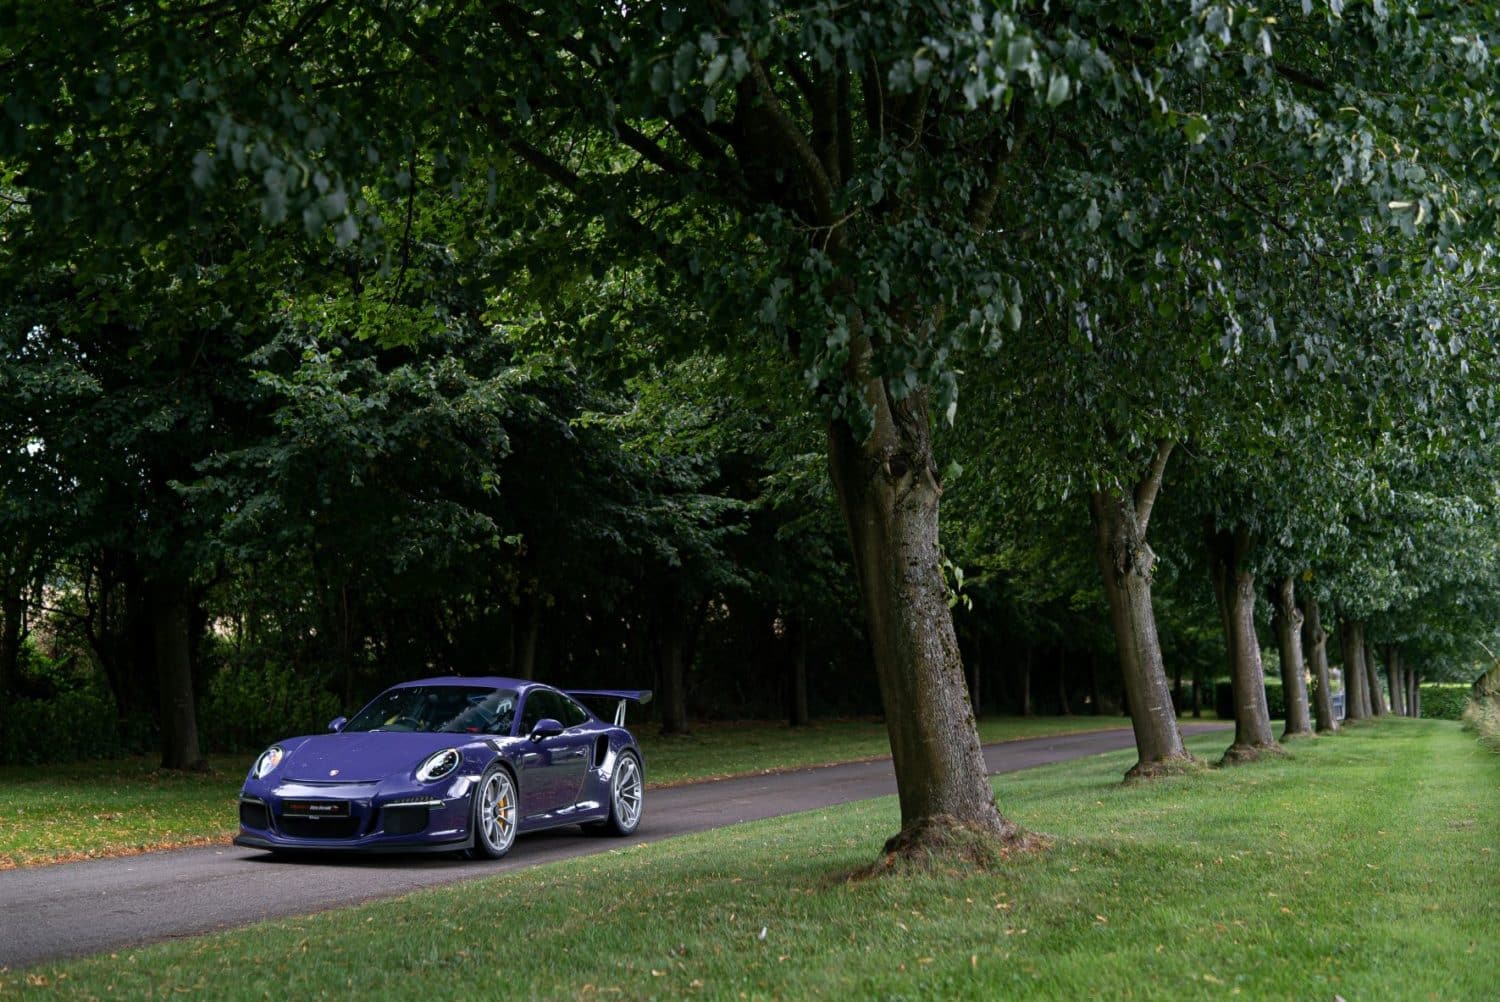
<box><xmin>1123</xmin><ymin>754</ymin><xmax>1205</xmax><ymax>783</ymax></box>
<box><xmin>1217</xmin><ymin>741</ymin><xmax>1288</xmax><ymax>767</ymax></box>
<box><xmin>846</xmin><ymin>815</ymin><xmax>1048</xmax><ymax>881</ymax></box>
<box><xmin>1279</xmin><ymin>729</ymin><xmax>1317</xmax><ymax>743</ymax></box>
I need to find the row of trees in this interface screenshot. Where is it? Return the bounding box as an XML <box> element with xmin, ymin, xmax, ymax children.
<box><xmin>4</xmin><ymin>2</ymin><xmax>1500</xmax><ymax>861</ymax></box>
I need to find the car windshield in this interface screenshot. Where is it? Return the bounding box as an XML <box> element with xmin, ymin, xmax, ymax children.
<box><xmin>343</xmin><ymin>686</ymin><xmax>518</xmax><ymax>735</ymax></box>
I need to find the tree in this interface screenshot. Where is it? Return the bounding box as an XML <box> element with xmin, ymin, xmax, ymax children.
<box><xmin>8</xmin><ymin>1</ymin><xmax>1500</xmax><ymax>845</ymax></box>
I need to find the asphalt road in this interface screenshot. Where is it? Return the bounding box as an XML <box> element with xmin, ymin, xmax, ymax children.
<box><xmin>0</xmin><ymin>723</ymin><xmax>1229</xmax><ymax>970</ymax></box>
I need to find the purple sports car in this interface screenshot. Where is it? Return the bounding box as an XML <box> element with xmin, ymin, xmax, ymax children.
<box><xmin>234</xmin><ymin>677</ymin><xmax>649</xmax><ymax>858</ymax></box>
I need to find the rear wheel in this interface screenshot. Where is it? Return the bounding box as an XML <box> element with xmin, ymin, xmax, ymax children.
<box><xmin>470</xmin><ymin>765</ymin><xmax>518</xmax><ymax>859</ymax></box>
<box><xmin>601</xmin><ymin>750</ymin><xmax>643</xmax><ymax>836</ymax></box>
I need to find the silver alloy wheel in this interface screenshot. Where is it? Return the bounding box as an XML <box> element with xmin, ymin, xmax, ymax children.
<box><xmin>478</xmin><ymin>769</ymin><xmax>517</xmax><ymax>856</ymax></box>
<box><xmin>611</xmin><ymin>753</ymin><xmax>643</xmax><ymax>832</ymax></box>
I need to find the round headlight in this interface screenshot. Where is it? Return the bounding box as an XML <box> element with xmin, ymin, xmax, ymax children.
<box><xmin>252</xmin><ymin>745</ymin><xmax>284</xmax><ymax>779</ymax></box>
<box><xmin>416</xmin><ymin>748</ymin><xmax>461</xmax><ymax>783</ymax></box>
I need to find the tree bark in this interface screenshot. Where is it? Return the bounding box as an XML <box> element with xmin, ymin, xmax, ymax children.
<box><xmin>1365</xmin><ymin>644</ymin><xmax>1388</xmax><ymax>716</ymax></box>
<box><xmin>788</xmin><ymin>616</ymin><xmax>810</xmax><ymax>728</ymax></box>
<box><xmin>1340</xmin><ymin>618</ymin><xmax>1372</xmax><ymax>722</ymax></box>
<box><xmin>1385</xmin><ymin>646</ymin><xmax>1406</xmax><ymax>717</ymax></box>
<box><xmin>1206</xmin><ymin>526</ymin><xmax>1279</xmax><ymax>764</ymax></box>
<box><xmin>828</xmin><ymin>367</ymin><xmax>1018</xmax><ymax>847</ymax></box>
<box><xmin>1300</xmin><ymin>592</ymin><xmax>1338</xmax><ymax>733</ymax></box>
<box><xmin>1269</xmin><ymin>576</ymin><xmax>1312</xmax><ymax>739</ymax></box>
<box><xmin>151</xmin><ymin>575</ymin><xmax>206</xmax><ymax>772</ymax></box>
<box><xmin>1410</xmin><ymin>671</ymin><xmax>1421</xmax><ymax>717</ymax></box>
<box><xmin>1088</xmin><ymin>442</ymin><xmax>1191</xmax><ymax>779</ymax></box>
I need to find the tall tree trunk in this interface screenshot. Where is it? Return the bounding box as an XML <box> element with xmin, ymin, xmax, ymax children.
<box><xmin>1057</xmin><ymin>648</ymin><xmax>1071</xmax><ymax>716</ymax></box>
<box><xmin>1088</xmin><ymin>442</ymin><xmax>1190</xmax><ymax>779</ymax></box>
<box><xmin>828</xmin><ymin>369</ymin><xmax>1018</xmax><ymax>849</ymax></box>
<box><xmin>1191</xmin><ymin>662</ymin><xmax>1202</xmax><ymax>718</ymax></box>
<box><xmin>788</xmin><ymin>616</ymin><xmax>810</xmax><ymax>728</ymax></box>
<box><xmin>512</xmin><ymin>596</ymin><xmax>540</xmax><ymax>680</ymax></box>
<box><xmin>1088</xmin><ymin>650</ymin><xmax>1103</xmax><ymax>716</ymax></box>
<box><xmin>654</xmin><ymin>608</ymin><xmax>690</xmax><ymax>736</ymax></box>
<box><xmin>1206</xmin><ymin>525</ymin><xmax>1279</xmax><ymax>764</ymax></box>
<box><xmin>1</xmin><ymin>542</ymin><xmax>36</xmax><ymax>696</ymax></box>
<box><xmin>1410</xmin><ymin>671</ymin><xmax>1421</xmax><ymax>717</ymax></box>
<box><xmin>1270</xmin><ymin>576</ymin><xmax>1312</xmax><ymax>739</ymax></box>
<box><xmin>1300</xmin><ymin>593</ymin><xmax>1338</xmax><ymax>733</ymax></box>
<box><xmin>0</xmin><ymin>592</ymin><xmax>22</xmax><ymax>696</ymax></box>
<box><xmin>1386</xmin><ymin>646</ymin><xmax>1406</xmax><ymax>717</ymax></box>
<box><xmin>151</xmin><ymin>575</ymin><xmax>205</xmax><ymax>771</ymax></box>
<box><xmin>1365</xmin><ymin>645</ymin><xmax>1388</xmax><ymax>716</ymax></box>
<box><xmin>1021</xmin><ymin>646</ymin><xmax>1034</xmax><ymax>717</ymax></box>
<box><xmin>1340</xmin><ymin>618</ymin><xmax>1372</xmax><ymax>722</ymax></box>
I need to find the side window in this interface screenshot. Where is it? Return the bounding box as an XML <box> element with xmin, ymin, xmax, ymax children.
<box><xmin>557</xmin><ymin>695</ymin><xmax>590</xmax><ymax>729</ymax></box>
<box><xmin>521</xmin><ymin>690</ymin><xmax>580</xmax><ymax>733</ymax></box>
<box><xmin>518</xmin><ymin>691</ymin><xmax>552</xmax><ymax>734</ymax></box>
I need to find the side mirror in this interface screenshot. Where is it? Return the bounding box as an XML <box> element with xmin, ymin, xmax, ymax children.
<box><xmin>529</xmin><ymin>718</ymin><xmax>564</xmax><ymax>742</ymax></box>
<box><xmin>328</xmin><ymin>716</ymin><xmax>348</xmax><ymax>733</ymax></box>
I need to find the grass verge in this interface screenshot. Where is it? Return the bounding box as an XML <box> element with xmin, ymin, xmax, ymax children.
<box><xmin>0</xmin><ymin>715</ymin><xmax>1126</xmax><ymax>869</ymax></box>
<box><xmin>5</xmin><ymin>717</ymin><xmax>1494</xmax><ymax>999</ymax></box>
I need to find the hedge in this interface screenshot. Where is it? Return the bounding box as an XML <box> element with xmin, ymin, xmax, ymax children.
<box><xmin>1418</xmin><ymin>683</ymin><xmax>1470</xmax><ymax>721</ymax></box>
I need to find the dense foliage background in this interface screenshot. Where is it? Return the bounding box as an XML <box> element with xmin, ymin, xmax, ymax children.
<box><xmin>3</xmin><ymin>1</ymin><xmax>1499</xmax><ymax>769</ymax></box>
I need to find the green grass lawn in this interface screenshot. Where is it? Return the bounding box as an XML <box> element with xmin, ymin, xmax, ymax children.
<box><xmin>5</xmin><ymin>718</ymin><xmax>1493</xmax><ymax>999</ymax></box>
<box><xmin>0</xmin><ymin>715</ymin><xmax>1127</xmax><ymax>868</ymax></box>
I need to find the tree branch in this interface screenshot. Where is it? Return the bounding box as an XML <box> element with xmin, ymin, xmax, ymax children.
<box><xmin>836</xmin><ymin>55</ymin><xmax>853</xmax><ymax>185</ymax></box>
<box><xmin>1272</xmin><ymin>62</ymin><xmax>1333</xmax><ymax>93</ymax></box>
<box><xmin>612</xmin><ymin>119</ymin><xmax>693</xmax><ymax>176</ymax></box>
<box><xmin>1133</xmin><ymin>439</ymin><xmax>1175</xmax><ymax>538</ymax></box>
<box><xmin>969</xmin><ymin>102</ymin><xmax>1027</xmax><ymax>233</ymax></box>
<box><xmin>748</xmin><ymin>55</ymin><xmax>836</xmax><ymax>226</ymax></box>
<box><xmin>273</xmin><ymin>0</ymin><xmax>339</xmax><ymax>60</ymax></box>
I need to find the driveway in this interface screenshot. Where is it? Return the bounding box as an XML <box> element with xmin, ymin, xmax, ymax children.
<box><xmin>0</xmin><ymin>723</ymin><xmax>1228</xmax><ymax>969</ymax></box>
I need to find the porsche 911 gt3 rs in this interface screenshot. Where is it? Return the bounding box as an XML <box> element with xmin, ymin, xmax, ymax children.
<box><xmin>234</xmin><ymin>677</ymin><xmax>649</xmax><ymax>859</ymax></box>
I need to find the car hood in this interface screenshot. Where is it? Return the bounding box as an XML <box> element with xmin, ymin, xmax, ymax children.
<box><xmin>279</xmin><ymin>731</ymin><xmax>481</xmax><ymax>783</ymax></box>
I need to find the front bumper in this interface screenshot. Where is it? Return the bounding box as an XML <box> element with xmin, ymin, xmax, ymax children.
<box><xmin>235</xmin><ymin>776</ymin><xmax>477</xmax><ymax>852</ymax></box>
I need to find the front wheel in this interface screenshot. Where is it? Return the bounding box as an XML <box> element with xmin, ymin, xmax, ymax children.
<box><xmin>470</xmin><ymin>765</ymin><xmax>518</xmax><ymax>859</ymax></box>
<box><xmin>602</xmin><ymin>750</ymin><xmax>643</xmax><ymax>836</ymax></box>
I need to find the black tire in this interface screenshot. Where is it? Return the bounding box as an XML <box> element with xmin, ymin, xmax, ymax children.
<box><xmin>469</xmin><ymin>764</ymin><xmax>518</xmax><ymax>859</ymax></box>
<box><xmin>600</xmin><ymin>750</ymin><xmax>643</xmax><ymax>836</ymax></box>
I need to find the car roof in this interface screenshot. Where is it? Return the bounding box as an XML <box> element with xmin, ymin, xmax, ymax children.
<box><xmin>388</xmin><ymin>675</ymin><xmax>537</xmax><ymax>691</ymax></box>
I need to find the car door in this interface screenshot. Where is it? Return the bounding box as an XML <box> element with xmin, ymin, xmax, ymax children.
<box><xmin>515</xmin><ymin>689</ymin><xmax>591</xmax><ymax>817</ymax></box>
<box><xmin>547</xmin><ymin>693</ymin><xmax>594</xmax><ymax>810</ymax></box>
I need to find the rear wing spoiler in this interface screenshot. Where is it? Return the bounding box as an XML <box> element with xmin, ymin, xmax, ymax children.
<box><xmin>566</xmin><ymin>689</ymin><xmax>653</xmax><ymax>727</ymax></box>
